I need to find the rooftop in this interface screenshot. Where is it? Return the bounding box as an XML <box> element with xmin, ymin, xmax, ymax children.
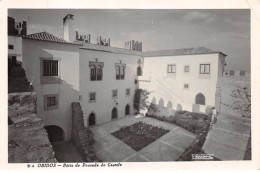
<box><xmin>22</xmin><ymin>32</ymin><xmax>82</xmax><ymax>45</ymax></box>
<box><xmin>22</xmin><ymin>32</ymin><xmax>226</xmax><ymax>57</ymax></box>
<box><xmin>143</xmin><ymin>47</ymin><xmax>227</xmax><ymax>57</ymax></box>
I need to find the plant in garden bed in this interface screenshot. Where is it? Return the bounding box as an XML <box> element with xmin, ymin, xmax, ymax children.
<box><xmin>112</xmin><ymin>122</ymin><xmax>169</xmax><ymax>151</ymax></box>
<box><xmin>133</xmin><ymin>89</ymin><xmax>158</xmax><ymax>115</ymax></box>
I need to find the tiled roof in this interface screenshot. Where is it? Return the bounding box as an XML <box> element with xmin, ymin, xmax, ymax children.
<box><xmin>143</xmin><ymin>47</ymin><xmax>226</xmax><ymax>57</ymax></box>
<box><xmin>23</xmin><ymin>32</ymin><xmax>226</xmax><ymax>56</ymax></box>
<box><xmin>22</xmin><ymin>32</ymin><xmax>82</xmax><ymax>45</ymax></box>
<box><xmin>80</xmin><ymin>43</ymin><xmax>143</xmax><ymax>56</ymax></box>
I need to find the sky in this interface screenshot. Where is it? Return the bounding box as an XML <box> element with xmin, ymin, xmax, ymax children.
<box><xmin>8</xmin><ymin>9</ymin><xmax>250</xmax><ymax>71</ymax></box>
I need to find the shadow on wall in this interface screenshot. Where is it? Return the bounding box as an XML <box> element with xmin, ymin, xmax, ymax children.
<box><xmin>148</xmin><ymin>97</ymin><xmax>176</xmax><ymax>117</ymax></box>
<box><xmin>22</xmin><ymin>43</ymin><xmax>81</xmax><ymax>141</ymax></box>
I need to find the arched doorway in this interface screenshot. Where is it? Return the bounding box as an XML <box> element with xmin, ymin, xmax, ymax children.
<box><xmin>44</xmin><ymin>125</ymin><xmax>64</xmax><ymax>143</ymax></box>
<box><xmin>195</xmin><ymin>93</ymin><xmax>205</xmax><ymax>105</ymax></box>
<box><xmin>88</xmin><ymin>113</ymin><xmax>96</xmax><ymax>126</ymax></box>
<box><xmin>125</xmin><ymin>104</ymin><xmax>130</xmax><ymax>115</ymax></box>
<box><xmin>112</xmin><ymin>107</ymin><xmax>118</xmax><ymax>119</ymax></box>
<box><xmin>137</xmin><ymin>66</ymin><xmax>142</xmax><ymax>76</ymax></box>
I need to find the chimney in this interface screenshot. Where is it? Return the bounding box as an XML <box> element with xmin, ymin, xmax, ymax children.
<box><xmin>63</xmin><ymin>14</ymin><xmax>75</xmax><ymax>42</ymax></box>
<box><xmin>21</xmin><ymin>21</ymin><xmax>27</xmax><ymax>36</ymax></box>
<box><xmin>124</xmin><ymin>40</ymin><xmax>142</xmax><ymax>51</ymax></box>
<box><xmin>97</xmin><ymin>36</ymin><xmax>110</xmax><ymax>46</ymax></box>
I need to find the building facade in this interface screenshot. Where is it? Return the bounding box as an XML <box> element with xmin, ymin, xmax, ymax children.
<box><xmin>9</xmin><ymin>14</ymin><xmax>227</xmax><ymax>141</ymax></box>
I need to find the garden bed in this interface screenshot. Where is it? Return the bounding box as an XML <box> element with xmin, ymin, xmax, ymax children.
<box><xmin>146</xmin><ymin>110</ymin><xmax>214</xmax><ymax>161</ymax></box>
<box><xmin>112</xmin><ymin>122</ymin><xmax>169</xmax><ymax>151</ymax></box>
<box><xmin>147</xmin><ymin>110</ymin><xmax>211</xmax><ymax>135</ymax></box>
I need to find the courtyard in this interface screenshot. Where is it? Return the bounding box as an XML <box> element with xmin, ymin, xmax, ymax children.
<box><xmin>90</xmin><ymin>115</ymin><xmax>196</xmax><ymax>162</ymax></box>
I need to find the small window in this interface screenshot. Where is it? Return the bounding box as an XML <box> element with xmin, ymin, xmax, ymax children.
<box><xmin>184</xmin><ymin>84</ymin><xmax>189</xmax><ymax>89</ymax></box>
<box><xmin>126</xmin><ymin>88</ymin><xmax>130</xmax><ymax>96</ymax></box>
<box><xmin>47</xmin><ymin>97</ymin><xmax>56</xmax><ymax>106</ymax></box>
<box><xmin>89</xmin><ymin>92</ymin><xmax>96</xmax><ymax>102</ymax></box>
<box><xmin>167</xmin><ymin>64</ymin><xmax>176</xmax><ymax>73</ymax></box>
<box><xmin>240</xmin><ymin>71</ymin><xmax>245</xmax><ymax>76</ymax></box>
<box><xmin>230</xmin><ymin>70</ymin><xmax>234</xmax><ymax>76</ymax></box>
<box><xmin>8</xmin><ymin>45</ymin><xmax>14</xmax><ymax>49</ymax></box>
<box><xmin>137</xmin><ymin>66</ymin><xmax>142</xmax><ymax>76</ymax></box>
<box><xmin>184</xmin><ymin>66</ymin><xmax>189</xmax><ymax>72</ymax></box>
<box><xmin>43</xmin><ymin>60</ymin><xmax>59</xmax><ymax>76</ymax></box>
<box><xmin>112</xmin><ymin>89</ymin><xmax>118</xmax><ymax>98</ymax></box>
<box><xmin>200</xmin><ymin>64</ymin><xmax>210</xmax><ymax>74</ymax></box>
<box><xmin>44</xmin><ymin>94</ymin><xmax>58</xmax><ymax>111</ymax></box>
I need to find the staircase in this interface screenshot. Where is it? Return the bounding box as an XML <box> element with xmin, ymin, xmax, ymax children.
<box><xmin>71</xmin><ymin>102</ymin><xmax>101</xmax><ymax>162</ymax></box>
<box><xmin>8</xmin><ymin>66</ymin><xmax>33</xmax><ymax>93</ymax></box>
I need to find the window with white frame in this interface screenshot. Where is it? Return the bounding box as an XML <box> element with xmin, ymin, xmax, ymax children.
<box><xmin>112</xmin><ymin>89</ymin><xmax>118</xmax><ymax>98</ymax></box>
<box><xmin>200</xmin><ymin>64</ymin><xmax>210</xmax><ymax>74</ymax></box>
<box><xmin>44</xmin><ymin>94</ymin><xmax>58</xmax><ymax>111</ymax></box>
<box><xmin>184</xmin><ymin>65</ymin><xmax>190</xmax><ymax>72</ymax></box>
<box><xmin>167</xmin><ymin>64</ymin><xmax>176</xmax><ymax>73</ymax></box>
<box><xmin>47</xmin><ymin>96</ymin><xmax>56</xmax><ymax>106</ymax></box>
<box><xmin>43</xmin><ymin>60</ymin><xmax>59</xmax><ymax>76</ymax></box>
<box><xmin>89</xmin><ymin>92</ymin><xmax>96</xmax><ymax>102</ymax></box>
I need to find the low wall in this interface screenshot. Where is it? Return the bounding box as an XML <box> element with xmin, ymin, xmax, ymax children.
<box><xmin>138</xmin><ymin>76</ymin><xmax>217</xmax><ymax>117</ymax></box>
<box><xmin>8</xmin><ymin>92</ymin><xmax>57</xmax><ymax>163</ymax></box>
<box><xmin>71</xmin><ymin>102</ymin><xmax>100</xmax><ymax>162</ymax></box>
<box><xmin>216</xmin><ymin>77</ymin><xmax>251</xmax><ymax>116</ymax></box>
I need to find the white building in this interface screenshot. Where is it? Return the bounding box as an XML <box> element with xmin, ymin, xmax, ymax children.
<box><xmin>140</xmin><ymin>48</ymin><xmax>226</xmax><ymax>115</ymax></box>
<box><xmin>10</xmin><ymin>14</ymin><xmax>227</xmax><ymax>141</ymax></box>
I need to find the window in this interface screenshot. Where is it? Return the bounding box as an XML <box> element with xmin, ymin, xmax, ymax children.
<box><xmin>230</xmin><ymin>70</ymin><xmax>234</xmax><ymax>76</ymax></box>
<box><xmin>167</xmin><ymin>64</ymin><xmax>176</xmax><ymax>73</ymax></box>
<box><xmin>90</xmin><ymin>65</ymin><xmax>96</xmax><ymax>81</ymax></box>
<box><xmin>89</xmin><ymin>92</ymin><xmax>96</xmax><ymax>102</ymax></box>
<box><xmin>89</xmin><ymin>61</ymin><xmax>103</xmax><ymax>81</ymax></box>
<box><xmin>44</xmin><ymin>94</ymin><xmax>58</xmax><ymax>111</ymax></box>
<box><xmin>43</xmin><ymin>60</ymin><xmax>59</xmax><ymax>76</ymax></box>
<box><xmin>8</xmin><ymin>45</ymin><xmax>14</xmax><ymax>49</ymax></box>
<box><xmin>126</xmin><ymin>88</ymin><xmax>130</xmax><ymax>96</ymax></box>
<box><xmin>240</xmin><ymin>71</ymin><xmax>245</xmax><ymax>76</ymax></box>
<box><xmin>137</xmin><ymin>66</ymin><xmax>142</xmax><ymax>76</ymax></box>
<box><xmin>96</xmin><ymin>65</ymin><xmax>102</xmax><ymax>80</ymax></box>
<box><xmin>116</xmin><ymin>66</ymin><xmax>120</xmax><ymax>80</ymax></box>
<box><xmin>115</xmin><ymin>64</ymin><xmax>125</xmax><ymax>80</ymax></box>
<box><xmin>47</xmin><ymin>97</ymin><xmax>56</xmax><ymax>106</ymax></box>
<box><xmin>184</xmin><ymin>66</ymin><xmax>189</xmax><ymax>72</ymax></box>
<box><xmin>184</xmin><ymin>84</ymin><xmax>189</xmax><ymax>89</ymax></box>
<box><xmin>112</xmin><ymin>89</ymin><xmax>118</xmax><ymax>98</ymax></box>
<box><xmin>200</xmin><ymin>64</ymin><xmax>210</xmax><ymax>74</ymax></box>
<box><xmin>120</xmin><ymin>66</ymin><xmax>125</xmax><ymax>79</ymax></box>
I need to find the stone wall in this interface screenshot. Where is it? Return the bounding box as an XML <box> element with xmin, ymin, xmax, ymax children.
<box><xmin>8</xmin><ymin>92</ymin><xmax>57</xmax><ymax>163</ymax></box>
<box><xmin>71</xmin><ymin>102</ymin><xmax>101</xmax><ymax>162</ymax></box>
<box><xmin>215</xmin><ymin>77</ymin><xmax>251</xmax><ymax>116</ymax></box>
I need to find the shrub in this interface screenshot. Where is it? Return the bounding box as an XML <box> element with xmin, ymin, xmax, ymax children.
<box><xmin>133</xmin><ymin>89</ymin><xmax>158</xmax><ymax>114</ymax></box>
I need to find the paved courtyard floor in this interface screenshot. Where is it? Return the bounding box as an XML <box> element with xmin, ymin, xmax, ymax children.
<box><xmin>203</xmin><ymin>114</ymin><xmax>251</xmax><ymax>160</ymax></box>
<box><xmin>90</xmin><ymin>115</ymin><xmax>196</xmax><ymax>162</ymax></box>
